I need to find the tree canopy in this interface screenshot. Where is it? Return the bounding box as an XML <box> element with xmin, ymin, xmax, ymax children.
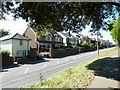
<box><xmin>110</xmin><ymin>17</ymin><xmax>120</xmax><ymax>47</ymax></box>
<box><xmin>1</xmin><ymin>2</ymin><xmax>120</xmax><ymax>35</ymax></box>
<box><xmin>0</xmin><ymin>29</ymin><xmax>10</xmax><ymax>37</ymax></box>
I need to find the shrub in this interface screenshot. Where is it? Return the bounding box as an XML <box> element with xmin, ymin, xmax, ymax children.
<box><xmin>0</xmin><ymin>50</ymin><xmax>10</xmax><ymax>58</ymax></box>
<box><xmin>72</xmin><ymin>45</ymin><xmax>80</xmax><ymax>48</ymax></box>
<box><xmin>89</xmin><ymin>43</ymin><xmax>94</xmax><ymax>47</ymax></box>
<box><xmin>53</xmin><ymin>46</ymin><xmax>59</xmax><ymax>49</ymax></box>
<box><xmin>81</xmin><ymin>42</ymin><xmax>89</xmax><ymax>47</ymax></box>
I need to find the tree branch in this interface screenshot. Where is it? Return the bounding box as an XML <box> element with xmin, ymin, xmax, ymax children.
<box><xmin>105</xmin><ymin>2</ymin><xmax>120</xmax><ymax>7</ymax></box>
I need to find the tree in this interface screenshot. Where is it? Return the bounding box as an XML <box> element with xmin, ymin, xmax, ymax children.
<box><xmin>1</xmin><ymin>2</ymin><xmax>120</xmax><ymax>56</ymax></box>
<box><xmin>1</xmin><ymin>2</ymin><xmax>120</xmax><ymax>35</ymax></box>
<box><xmin>0</xmin><ymin>29</ymin><xmax>10</xmax><ymax>37</ymax></box>
<box><xmin>110</xmin><ymin>18</ymin><xmax>120</xmax><ymax>47</ymax></box>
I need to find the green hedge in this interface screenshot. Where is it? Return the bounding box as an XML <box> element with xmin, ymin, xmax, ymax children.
<box><xmin>0</xmin><ymin>50</ymin><xmax>10</xmax><ymax>58</ymax></box>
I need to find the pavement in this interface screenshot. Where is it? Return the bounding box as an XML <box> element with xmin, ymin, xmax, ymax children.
<box><xmin>89</xmin><ymin>49</ymin><xmax>120</xmax><ymax>88</ymax></box>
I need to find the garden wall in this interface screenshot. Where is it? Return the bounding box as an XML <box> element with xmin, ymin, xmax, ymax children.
<box><xmin>49</xmin><ymin>47</ymin><xmax>96</xmax><ymax>58</ymax></box>
<box><xmin>2</xmin><ymin>57</ymin><xmax>14</xmax><ymax>67</ymax></box>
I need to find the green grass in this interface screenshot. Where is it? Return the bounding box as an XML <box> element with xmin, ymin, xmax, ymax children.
<box><xmin>27</xmin><ymin>48</ymin><xmax>119</xmax><ymax>88</ymax></box>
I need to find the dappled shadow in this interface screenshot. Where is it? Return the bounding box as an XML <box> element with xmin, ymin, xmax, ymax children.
<box><xmin>86</xmin><ymin>57</ymin><xmax>120</xmax><ymax>81</ymax></box>
<box><xmin>2</xmin><ymin>64</ymin><xmax>21</xmax><ymax>69</ymax></box>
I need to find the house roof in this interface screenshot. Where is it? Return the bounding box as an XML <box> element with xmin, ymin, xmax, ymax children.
<box><xmin>50</xmin><ymin>32</ymin><xmax>63</xmax><ymax>38</ymax></box>
<box><xmin>0</xmin><ymin>33</ymin><xmax>31</xmax><ymax>41</ymax></box>
<box><xmin>50</xmin><ymin>32</ymin><xmax>58</xmax><ymax>37</ymax></box>
<box><xmin>62</xmin><ymin>32</ymin><xmax>68</xmax><ymax>37</ymax></box>
<box><xmin>23</xmin><ymin>26</ymin><xmax>36</xmax><ymax>36</ymax></box>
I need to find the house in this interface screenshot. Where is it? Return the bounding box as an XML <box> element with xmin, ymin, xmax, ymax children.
<box><xmin>70</xmin><ymin>32</ymin><xmax>81</xmax><ymax>46</ymax></box>
<box><xmin>57</xmin><ymin>31</ymin><xmax>71</xmax><ymax>46</ymax></box>
<box><xmin>24</xmin><ymin>27</ymin><xmax>63</xmax><ymax>52</ymax></box>
<box><xmin>37</xmin><ymin>32</ymin><xmax>63</xmax><ymax>51</ymax></box>
<box><xmin>23</xmin><ymin>26</ymin><xmax>37</xmax><ymax>49</ymax></box>
<box><xmin>0</xmin><ymin>33</ymin><xmax>31</xmax><ymax>57</ymax></box>
<box><xmin>51</xmin><ymin>32</ymin><xmax>63</xmax><ymax>48</ymax></box>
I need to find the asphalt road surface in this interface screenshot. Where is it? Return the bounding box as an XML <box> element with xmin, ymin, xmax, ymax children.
<box><xmin>0</xmin><ymin>47</ymin><xmax>115</xmax><ymax>88</ymax></box>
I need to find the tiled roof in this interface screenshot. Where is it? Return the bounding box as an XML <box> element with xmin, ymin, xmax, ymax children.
<box><xmin>0</xmin><ymin>33</ymin><xmax>31</xmax><ymax>41</ymax></box>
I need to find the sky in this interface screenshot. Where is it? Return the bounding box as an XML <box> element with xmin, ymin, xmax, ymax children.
<box><xmin>0</xmin><ymin>14</ymin><xmax>116</xmax><ymax>44</ymax></box>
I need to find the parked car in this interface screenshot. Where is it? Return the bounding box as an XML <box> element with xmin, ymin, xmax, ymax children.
<box><xmin>36</xmin><ymin>53</ymin><xmax>44</xmax><ymax>60</ymax></box>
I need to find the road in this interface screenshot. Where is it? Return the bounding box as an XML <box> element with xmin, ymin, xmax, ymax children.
<box><xmin>0</xmin><ymin>48</ymin><xmax>114</xmax><ymax>88</ymax></box>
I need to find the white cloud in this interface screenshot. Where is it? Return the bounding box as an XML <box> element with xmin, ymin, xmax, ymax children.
<box><xmin>0</xmin><ymin>14</ymin><xmax>28</xmax><ymax>35</ymax></box>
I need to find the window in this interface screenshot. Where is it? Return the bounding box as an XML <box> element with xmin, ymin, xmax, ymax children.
<box><xmin>55</xmin><ymin>36</ymin><xmax>62</xmax><ymax>42</ymax></box>
<box><xmin>19</xmin><ymin>40</ymin><xmax>23</xmax><ymax>45</ymax></box>
<box><xmin>55</xmin><ymin>36</ymin><xmax>58</xmax><ymax>42</ymax></box>
<box><xmin>46</xmin><ymin>36</ymin><xmax>52</xmax><ymax>41</ymax></box>
<box><xmin>16</xmin><ymin>50</ymin><xmax>19</xmax><ymax>56</ymax></box>
<box><xmin>46</xmin><ymin>44</ymin><xmax>52</xmax><ymax>49</ymax></box>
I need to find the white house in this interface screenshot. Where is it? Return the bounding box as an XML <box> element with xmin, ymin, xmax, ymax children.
<box><xmin>57</xmin><ymin>31</ymin><xmax>70</xmax><ymax>46</ymax></box>
<box><xmin>0</xmin><ymin>33</ymin><xmax>31</xmax><ymax>57</ymax></box>
<box><xmin>58</xmin><ymin>31</ymin><xmax>80</xmax><ymax>46</ymax></box>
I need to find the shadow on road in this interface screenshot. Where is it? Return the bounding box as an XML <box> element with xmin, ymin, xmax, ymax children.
<box><xmin>86</xmin><ymin>57</ymin><xmax>120</xmax><ymax>81</ymax></box>
<box><xmin>2</xmin><ymin>59</ymin><xmax>50</xmax><ymax>70</ymax></box>
<box><xmin>2</xmin><ymin>64</ymin><xmax>20</xmax><ymax>70</ymax></box>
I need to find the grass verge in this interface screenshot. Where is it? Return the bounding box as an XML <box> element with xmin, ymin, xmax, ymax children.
<box><xmin>28</xmin><ymin>48</ymin><xmax>118</xmax><ymax>88</ymax></box>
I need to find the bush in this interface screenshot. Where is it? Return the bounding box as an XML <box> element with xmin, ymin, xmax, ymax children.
<box><xmin>53</xmin><ymin>46</ymin><xmax>59</xmax><ymax>49</ymax></box>
<box><xmin>0</xmin><ymin>50</ymin><xmax>10</xmax><ymax>58</ymax></box>
<box><xmin>89</xmin><ymin>43</ymin><xmax>94</xmax><ymax>47</ymax></box>
<box><xmin>72</xmin><ymin>45</ymin><xmax>80</xmax><ymax>48</ymax></box>
<box><xmin>81</xmin><ymin>42</ymin><xmax>89</xmax><ymax>47</ymax></box>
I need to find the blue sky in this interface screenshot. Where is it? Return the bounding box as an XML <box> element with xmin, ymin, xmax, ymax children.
<box><xmin>0</xmin><ymin>14</ymin><xmax>115</xmax><ymax>44</ymax></box>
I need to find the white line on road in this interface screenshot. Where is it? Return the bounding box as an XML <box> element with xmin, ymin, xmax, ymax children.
<box><xmin>66</xmin><ymin>59</ymin><xmax>69</xmax><ymax>61</ymax></box>
<box><xmin>69</xmin><ymin>67</ymin><xmax>73</xmax><ymax>68</ymax></box>
<box><xmin>44</xmin><ymin>64</ymin><xmax>46</xmax><ymax>67</ymax></box>
<box><xmin>0</xmin><ymin>74</ymin><xmax>4</xmax><ymax>78</ymax></box>
<box><xmin>57</xmin><ymin>61</ymin><xmax>59</xmax><ymax>64</ymax></box>
<box><xmin>24</xmin><ymin>68</ymin><xmax>29</xmax><ymax>73</ymax></box>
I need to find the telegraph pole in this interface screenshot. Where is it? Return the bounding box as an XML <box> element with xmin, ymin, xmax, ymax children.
<box><xmin>97</xmin><ymin>31</ymin><xmax>99</xmax><ymax>56</ymax></box>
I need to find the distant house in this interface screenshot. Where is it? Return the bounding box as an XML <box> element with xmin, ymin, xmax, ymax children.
<box><xmin>0</xmin><ymin>33</ymin><xmax>31</xmax><ymax>57</ymax></box>
<box><xmin>51</xmin><ymin>32</ymin><xmax>63</xmax><ymax>48</ymax></box>
<box><xmin>57</xmin><ymin>31</ymin><xmax>71</xmax><ymax>46</ymax></box>
<box><xmin>37</xmin><ymin>32</ymin><xmax>63</xmax><ymax>51</ymax></box>
<box><xmin>24</xmin><ymin>27</ymin><xmax>63</xmax><ymax>52</ymax></box>
<box><xmin>70</xmin><ymin>32</ymin><xmax>81</xmax><ymax>46</ymax></box>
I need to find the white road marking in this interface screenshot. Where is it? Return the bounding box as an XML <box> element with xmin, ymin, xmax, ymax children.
<box><xmin>24</xmin><ymin>68</ymin><xmax>29</xmax><ymax>73</ymax></box>
<box><xmin>57</xmin><ymin>61</ymin><xmax>59</xmax><ymax>64</ymax></box>
<box><xmin>66</xmin><ymin>59</ymin><xmax>69</xmax><ymax>61</ymax></box>
<box><xmin>0</xmin><ymin>74</ymin><xmax>4</xmax><ymax>78</ymax></box>
<box><xmin>44</xmin><ymin>64</ymin><xmax>46</xmax><ymax>67</ymax></box>
<box><xmin>69</xmin><ymin>67</ymin><xmax>73</xmax><ymax>68</ymax></box>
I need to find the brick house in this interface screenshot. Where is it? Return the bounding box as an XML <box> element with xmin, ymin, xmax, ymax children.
<box><xmin>37</xmin><ymin>32</ymin><xmax>63</xmax><ymax>52</ymax></box>
<box><xmin>23</xmin><ymin>27</ymin><xmax>63</xmax><ymax>52</ymax></box>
